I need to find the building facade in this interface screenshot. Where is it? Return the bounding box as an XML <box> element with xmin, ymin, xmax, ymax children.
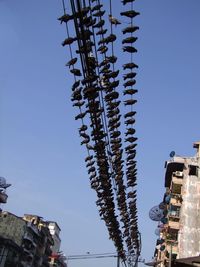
<box><xmin>149</xmin><ymin>141</ymin><xmax>200</xmax><ymax>267</ymax></box>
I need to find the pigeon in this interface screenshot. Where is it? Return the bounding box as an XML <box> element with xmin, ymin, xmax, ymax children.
<box><xmin>75</xmin><ymin>111</ymin><xmax>87</xmax><ymax>120</ymax></box>
<box><xmin>122</xmin><ymin>37</ymin><xmax>138</xmax><ymax>44</ymax></box>
<box><xmin>123</xmin><ymin>89</ymin><xmax>138</xmax><ymax>97</ymax></box>
<box><xmin>71</xmin><ymin>80</ymin><xmax>80</xmax><ymax>91</ymax></box>
<box><xmin>91</xmin><ymin>4</ymin><xmax>103</xmax><ymax>12</ymax></box>
<box><xmin>125</xmin><ymin>137</ymin><xmax>138</xmax><ymax>143</ymax></box>
<box><xmin>62</xmin><ymin>37</ymin><xmax>77</xmax><ymax>46</ymax></box>
<box><xmin>104</xmin><ymin>70</ymin><xmax>119</xmax><ymax>79</ymax></box>
<box><xmin>122</xmin><ymin>0</ymin><xmax>135</xmax><ymax>5</ymax></box>
<box><xmin>93</xmin><ymin>10</ymin><xmax>106</xmax><ymax>17</ymax></box>
<box><xmin>125</xmin><ymin>119</ymin><xmax>135</xmax><ymax>125</ymax></box>
<box><xmin>66</xmin><ymin>57</ymin><xmax>77</xmax><ymax>67</ymax></box>
<box><xmin>125</xmin><ymin>128</ymin><xmax>136</xmax><ymax>135</ymax></box>
<box><xmin>123</xmin><ymin>62</ymin><xmax>138</xmax><ymax>70</ymax></box>
<box><xmin>96</xmin><ymin>29</ymin><xmax>108</xmax><ymax>36</ymax></box>
<box><xmin>123</xmin><ymin>72</ymin><xmax>137</xmax><ymax>80</ymax></box>
<box><xmin>122</xmin><ymin>26</ymin><xmax>139</xmax><ymax>34</ymax></box>
<box><xmin>73</xmin><ymin>101</ymin><xmax>85</xmax><ymax>107</ymax></box>
<box><xmin>109</xmin><ymin>15</ymin><xmax>121</xmax><ymax>25</ymax></box>
<box><xmin>58</xmin><ymin>14</ymin><xmax>73</xmax><ymax>24</ymax></box>
<box><xmin>123</xmin><ymin>46</ymin><xmax>137</xmax><ymax>53</ymax></box>
<box><xmin>79</xmin><ymin>125</ymin><xmax>88</xmax><ymax>132</ymax></box>
<box><xmin>106</xmin><ymin>56</ymin><xmax>118</xmax><ymax>64</ymax></box>
<box><xmin>124</xmin><ymin>99</ymin><xmax>137</xmax><ymax>105</ymax></box>
<box><xmin>124</xmin><ymin>111</ymin><xmax>137</xmax><ymax>118</ymax></box>
<box><xmin>70</xmin><ymin>68</ymin><xmax>82</xmax><ymax>76</ymax></box>
<box><xmin>97</xmin><ymin>45</ymin><xmax>108</xmax><ymax>53</ymax></box>
<box><xmin>120</xmin><ymin>10</ymin><xmax>140</xmax><ymax>18</ymax></box>
<box><xmin>123</xmin><ymin>79</ymin><xmax>136</xmax><ymax>88</ymax></box>
<box><xmin>93</xmin><ymin>20</ymin><xmax>105</xmax><ymax>28</ymax></box>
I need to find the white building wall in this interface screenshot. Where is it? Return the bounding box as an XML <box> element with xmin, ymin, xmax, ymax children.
<box><xmin>178</xmin><ymin>159</ymin><xmax>200</xmax><ymax>258</ymax></box>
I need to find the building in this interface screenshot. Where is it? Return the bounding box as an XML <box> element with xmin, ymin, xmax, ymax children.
<box><xmin>149</xmin><ymin>141</ymin><xmax>200</xmax><ymax>267</ymax></box>
<box><xmin>0</xmin><ymin>212</ymin><xmax>65</xmax><ymax>267</ymax></box>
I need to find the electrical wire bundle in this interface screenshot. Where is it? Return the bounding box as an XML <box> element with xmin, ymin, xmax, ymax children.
<box><xmin>58</xmin><ymin>0</ymin><xmax>140</xmax><ymax>265</ymax></box>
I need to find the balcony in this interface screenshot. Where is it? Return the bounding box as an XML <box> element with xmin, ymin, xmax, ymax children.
<box><xmin>170</xmin><ymin>194</ymin><xmax>182</xmax><ymax>206</ymax></box>
<box><xmin>168</xmin><ymin>220</ymin><xmax>180</xmax><ymax>230</ymax></box>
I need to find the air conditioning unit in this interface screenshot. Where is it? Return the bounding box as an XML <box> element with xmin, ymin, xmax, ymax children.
<box><xmin>174</xmin><ymin>171</ymin><xmax>183</xmax><ymax>177</ymax></box>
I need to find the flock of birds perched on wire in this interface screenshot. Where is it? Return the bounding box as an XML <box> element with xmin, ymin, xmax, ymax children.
<box><xmin>58</xmin><ymin>0</ymin><xmax>140</xmax><ymax>265</ymax></box>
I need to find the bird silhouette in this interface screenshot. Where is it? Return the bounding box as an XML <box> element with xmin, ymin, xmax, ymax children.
<box><xmin>125</xmin><ymin>128</ymin><xmax>136</xmax><ymax>135</ymax></box>
<box><xmin>122</xmin><ymin>0</ymin><xmax>136</xmax><ymax>5</ymax></box>
<box><xmin>125</xmin><ymin>118</ymin><xmax>135</xmax><ymax>125</ymax></box>
<box><xmin>122</xmin><ymin>26</ymin><xmax>139</xmax><ymax>34</ymax></box>
<box><xmin>73</xmin><ymin>101</ymin><xmax>85</xmax><ymax>107</ymax></box>
<box><xmin>75</xmin><ymin>111</ymin><xmax>87</xmax><ymax>120</ymax></box>
<box><xmin>123</xmin><ymin>62</ymin><xmax>138</xmax><ymax>70</ymax></box>
<box><xmin>123</xmin><ymin>80</ymin><xmax>136</xmax><ymax>88</ymax></box>
<box><xmin>123</xmin><ymin>72</ymin><xmax>137</xmax><ymax>80</ymax></box>
<box><xmin>93</xmin><ymin>10</ymin><xmax>105</xmax><ymax>17</ymax></box>
<box><xmin>106</xmin><ymin>56</ymin><xmax>117</xmax><ymax>64</ymax></box>
<box><xmin>109</xmin><ymin>15</ymin><xmax>121</xmax><ymax>25</ymax></box>
<box><xmin>58</xmin><ymin>14</ymin><xmax>73</xmax><ymax>24</ymax></box>
<box><xmin>124</xmin><ymin>111</ymin><xmax>137</xmax><ymax>118</ymax></box>
<box><xmin>66</xmin><ymin>57</ymin><xmax>78</xmax><ymax>67</ymax></box>
<box><xmin>70</xmin><ymin>68</ymin><xmax>82</xmax><ymax>76</ymax></box>
<box><xmin>123</xmin><ymin>89</ymin><xmax>138</xmax><ymax>96</ymax></box>
<box><xmin>62</xmin><ymin>37</ymin><xmax>77</xmax><ymax>46</ymax></box>
<box><xmin>123</xmin><ymin>46</ymin><xmax>137</xmax><ymax>53</ymax></box>
<box><xmin>120</xmin><ymin>10</ymin><xmax>140</xmax><ymax>18</ymax></box>
<box><xmin>93</xmin><ymin>20</ymin><xmax>105</xmax><ymax>28</ymax></box>
<box><xmin>96</xmin><ymin>29</ymin><xmax>108</xmax><ymax>36</ymax></box>
<box><xmin>122</xmin><ymin>36</ymin><xmax>138</xmax><ymax>44</ymax></box>
<box><xmin>124</xmin><ymin>99</ymin><xmax>137</xmax><ymax>105</ymax></box>
<box><xmin>91</xmin><ymin>4</ymin><xmax>103</xmax><ymax>12</ymax></box>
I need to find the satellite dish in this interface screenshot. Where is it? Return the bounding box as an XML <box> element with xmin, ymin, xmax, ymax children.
<box><xmin>149</xmin><ymin>206</ymin><xmax>164</xmax><ymax>221</ymax></box>
<box><xmin>169</xmin><ymin>151</ymin><xmax>175</xmax><ymax>158</ymax></box>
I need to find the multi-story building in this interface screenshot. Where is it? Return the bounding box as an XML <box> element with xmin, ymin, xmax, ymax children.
<box><xmin>149</xmin><ymin>141</ymin><xmax>200</xmax><ymax>267</ymax></box>
<box><xmin>0</xmin><ymin>212</ymin><xmax>66</xmax><ymax>267</ymax></box>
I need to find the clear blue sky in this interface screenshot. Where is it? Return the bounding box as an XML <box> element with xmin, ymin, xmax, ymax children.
<box><xmin>1</xmin><ymin>1</ymin><xmax>200</xmax><ymax>267</ymax></box>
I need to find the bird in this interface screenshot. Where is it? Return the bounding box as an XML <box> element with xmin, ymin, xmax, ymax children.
<box><xmin>66</xmin><ymin>57</ymin><xmax>77</xmax><ymax>67</ymax></box>
<box><xmin>104</xmin><ymin>70</ymin><xmax>119</xmax><ymax>79</ymax></box>
<box><xmin>106</xmin><ymin>56</ymin><xmax>117</xmax><ymax>64</ymax></box>
<box><xmin>105</xmin><ymin>91</ymin><xmax>119</xmax><ymax>101</ymax></box>
<box><xmin>123</xmin><ymin>79</ymin><xmax>136</xmax><ymax>88</ymax></box>
<box><xmin>79</xmin><ymin>125</ymin><xmax>88</xmax><ymax>132</ymax></box>
<box><xmin>123</xmin><ymin>72</ymin><xmax>137</xmax><ymax>80</ymax></box>
<box><xmin>93</xmin><ymin>10</ymin><xmax>105</xmax><ymax>17</ymax></box>
<box><xmin>81</xmin><ymin>138</ymin><xmax>90</xmax><ymax>145</ymax></box>
<box><xmin>71</xmin><ymin>80</ymin><xmax>80</xmax><ymax>91</ymax></box>
<box><xmin>125</xmin><ymin>137</ymin><xmax>138</xmax><ymax>143</ymax></box>
<box><xmin>70</xmin><ymin>68</ymin><xmax>82</xmax><ymax>76</ymax></box>
<box><xmin>125</xmin><ymin>128</ymin><xmax>136</xmax><ymax>135</ymax></box>
<box><xmin>57</xmin><ymin>14</ymin><xmax>73</xmax><ymax>24</ymax></box>
<box><xmin>97</xmin><ymin>45</ymin><xmax>108</xmax><ymax>53</ymax></box>
<box><xmin>73</xmin><ymin>101</ymin><xmax>85</xmax><ymax>107</ymax></box>
<box><xmin>122</xmin><ymin>0</ymin><xmax>135</xmax><ymax>5</ymax></box>
<box><xmin>123</xmin><ymin>46</ymin><xmax>137</xmax><ymax>53</ymax></box>
<box><xmin>125</xmin><ymin>144</ymin><xmax>137</xmax><ymax>151</ymax></box>
<box><xmin>124</xmin><ymin>99</ymin><xmax>137</xmax><ymax>105</ymax></box>
<box><xmin>123</xmin><ymin>62</ymin><xmax>138</xmax><ymax>70</ymax></box>
<box><xmin>122</xmin><ymin>26</ymin><xmax>139</xmax><ymax>34</ymax></box>
<box><xmin>124</xmin><ymin>111</ymin><xmax>137</xmax><ymax>118</ymax></box>
<box><xmin>108</xmin><ymin>108</ymin><xmax>120</xmax><ymax>118</ymax></box>
<box><xmin>108</xmin><ymin>15</ymin><xmax>121</xmax><ymax>25</ymax></box>
<box><xmin>120</xmin><ymin>10</ymin><xmax>140</xmax><ymax>18</ymax></box>
<box><xmin>125</xmin><ymin>119</ymin><xmax>135</xmax><ymax>125</ymax></box>
<box><xmin>122</xmin><ymin>37</ymin><xmax>138</xmax><ymax>44</ymax></box>
<box><xmin>96</xmin><ymin>29</ymin><xmax>108</xmax><ymax>36</ymax></box>
<box><xmin>93</xmin><ymin>20</ymin><xmax>105</xmax><ymax>28</ymax></box>
<box><xmin>62</xmin><ymin>37</ymin><xmax>77</xmax><ymax>46</ymax></box>
<box><xmin>123</xmin><ymin>90</ymin><xmax>138</xmax><ymax>97</ymax></box>
<box><xmin>107</xmin><ymin>101</ymin><xmax>121</xmax><ymax>109</ymax></box>
<box><xmin>75</xmin><ymin>111</ymin><xmax>87</xmax><ymax>120</ymax></box>
<box><xmin>85</xmin><ymin>155</ymin><xmax>93</xmax><ymax>162</ymax></box>
<box><xmin>91</xmin><ymin>4</ymin><xmax>103</xmax><ymax>12</ymax></box>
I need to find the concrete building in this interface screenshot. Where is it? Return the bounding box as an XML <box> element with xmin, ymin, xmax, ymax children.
<box><xmin>149</xmin><ymin>141</ymin><xmax>200</xmax><ymax>267</ymax></box>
